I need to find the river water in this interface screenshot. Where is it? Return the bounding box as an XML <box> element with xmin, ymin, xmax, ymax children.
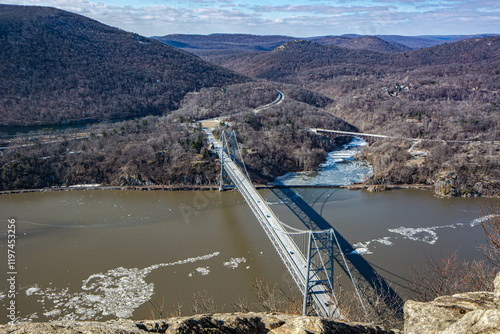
<box><xmin>0</xmin><ymin>140</ymin><xmax>495</xmax><ymax>323</ymax></box>
<box><xmin>273</xmin><ymin>137</ymin><xmax>373</xmax><ymax>186</ymax></box>
<box><xmin>0</xmin><ymin>188</ymin><xmax>493</xmax><ymax>323</ymax></box>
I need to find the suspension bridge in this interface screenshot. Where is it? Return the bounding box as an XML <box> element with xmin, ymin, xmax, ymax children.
<box><xmin>205</xmin><ymin>129</ymin><xmax>369</xmax><ymax>319</ymax></box>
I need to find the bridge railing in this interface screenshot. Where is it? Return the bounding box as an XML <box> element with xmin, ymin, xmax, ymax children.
<box><xmin>209</xmin><ymin>129</ymin><xmax>343</xmax><ymax>318</ymax></box>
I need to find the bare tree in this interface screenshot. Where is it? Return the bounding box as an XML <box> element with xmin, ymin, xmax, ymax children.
<box><xmin>335</xmin><ymin>274</ymin><xmax>404</xmax><ymax>330</ymax></box>
<box><xmin>252</xmin><ymin>278</ymin><xmax>301</xmax><ymax>314</ymax></box>
<box><xmin>192</xmin><ymin>290</ymin><xmax>220</xmax><ymax>314</ymax></box>
<box><xmin>409</xmin><ymin>249</ymin><xmax>496</xmax><ymax>303</ymax></box>
<box><xmin>481</xmin><ymin>200</ymin><xmax>500</xmax><ymax>268</ymax></box>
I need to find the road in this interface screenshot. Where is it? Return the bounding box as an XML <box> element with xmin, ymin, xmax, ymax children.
<box><xmin>311</xmin><ymin>128</ymin><xmax>500</xmax><ymax>144</ymax></box>
<box><xmin>205</xmin><ymin>129</ymin><xmax>340</xmax><ymax>318</ymax></box>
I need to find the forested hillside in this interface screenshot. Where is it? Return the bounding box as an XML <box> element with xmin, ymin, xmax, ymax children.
<box><xmin>154</xmin><ymin>33</ymin><xmax>499</xmax><ymax>59</ymax></box>
<box><xmin>218</xmin><ymin>37</ymin><xmax>500</xmax><ymax>81</ymax></box>
<box><xmin>312</xmin><ymin>35</ymin><xmax>411</xmax><ymax>52</ymax></box>
<box><xmin>212</xmin><ymin>36</ymin><xmax>500</xmax><ymax>195</ymax></box>
<box><xmin>0</xmin><ymin>82</ymin><xmax>356</xmax><ymax>190</ymax></box>
<box><xmin>153</xmin><ymin>34</ymin><xmax>295</xmax><ymax>52</ymax></box>
<box><xmin>0</xmin><ymin>5</ymin><xmax>248</xmax><ymax>126</ymax></box>
<box><xmin>1</xmin><ymin>6</ymin><xmax>498</xmax><ymax>195</ymax></box>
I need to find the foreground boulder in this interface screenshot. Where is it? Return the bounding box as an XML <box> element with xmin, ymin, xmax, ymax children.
<box><xmin>404</xmin><ymin>272</ymin><xmax>500</xmax><ymax>333</ymax></box>
<box><xmin>0</xmin><ymin>312</ymin><xmax>395</xmax><ymax>334</ymax></box>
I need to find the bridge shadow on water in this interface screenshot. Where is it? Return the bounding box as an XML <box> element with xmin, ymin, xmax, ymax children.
<box><xmin>271</xmin><ymin>187</ymin><xmax>405</xmax><ymax>318</ymax></box>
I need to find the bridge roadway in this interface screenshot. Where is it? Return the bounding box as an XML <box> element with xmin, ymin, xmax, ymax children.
<box><xmin>310</xmin><ymin>128</ymin><xmax>496</xmax><ymax>144</ymax></box>
<box><xmin>311</xmin><ymin>128</ymin><xmax>391</xmax><ymax>140</ymax></box>
<box><xmin>204</xmin><ymin>129</ymin><xmax>340</xmax><ymax>318</ymax></box>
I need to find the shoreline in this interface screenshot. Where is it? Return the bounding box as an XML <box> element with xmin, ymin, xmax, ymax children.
<box><xmin>0</xmin><ymin>182</ymin><xmax>437</xmax><ymax>196</ymax></box>
<box><xmin>344</xmin><ymin>183</ymin><xmax>435</xmax><ymax>192</ymax></box>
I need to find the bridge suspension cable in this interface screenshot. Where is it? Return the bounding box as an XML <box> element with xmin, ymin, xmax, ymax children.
<box><xmin>207</xmin><ymin>129</ymin><xmax>347</xmax><ymax>318</ymax></box>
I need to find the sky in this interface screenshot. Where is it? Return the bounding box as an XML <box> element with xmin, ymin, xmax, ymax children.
<box><xmin>3</xmin><ymin>0</ymin><xmax>500</xmax><ymax>37</ymax></box>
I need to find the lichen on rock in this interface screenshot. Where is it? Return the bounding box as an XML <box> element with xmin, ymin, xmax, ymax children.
<box><xmin>404</xmin><ymin>271</ymin><xmax>500</xmax><ymax>334</ymax></box>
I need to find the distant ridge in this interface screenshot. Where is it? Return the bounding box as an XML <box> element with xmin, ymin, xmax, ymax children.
<box><xmin>209</xmin><ymin>35</ymin><xmax>500</xmax><ymax>83</ymax></box>
<box><xmin>378</xmin><ymin>33</ymin><xmax>500</xmax><ymax>49</ymax></box>
<box><xmin>154</xmin><ymin>33</ymin><xmax>499</xmax><ymax>57</ymax></box>
<box><xmin>152</xmin><ymin>34</ymin><xmax>296</xmax><ymax>52</ymax></box>
<box><xmin>0</xmin><ymin>5</ymin><xmax>248</xmax><ymax>126</ymax></box>
<box><xmin>312</xmin><ymin>35</ymin><xmax>412</xmax><ymax>52</ymax></box>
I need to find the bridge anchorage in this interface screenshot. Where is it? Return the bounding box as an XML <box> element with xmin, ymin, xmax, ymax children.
<box><xmin>207</xmin><ymin>130</ymin><xmax>369</xmax><ymax>318</ymax></box>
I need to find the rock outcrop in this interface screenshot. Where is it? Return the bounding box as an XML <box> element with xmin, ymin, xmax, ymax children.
<box><xmin>0</xmin><ymin>312</ymin><xmax>395</xmax><ymax>334</ymax></box>
<box><xmin>4</xmin><ymin>273</ymin><xmax>500</xmax><ymax>333</ymax></box>
<box><xmin>404</xmin><ymin>272</ymin><xmax>500</xmax><ymax>333</ymax></box>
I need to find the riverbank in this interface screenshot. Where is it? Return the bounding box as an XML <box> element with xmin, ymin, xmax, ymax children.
<box><xmin>0</xmin><ymin>184</ymin><xmax>220</xmax><ymax>195</ymax></box>
<box><xmin>344</xmin><ymin>183</ymin><xmax>435</xmax><ymax>192</ymax></box>
<box><xmin>0</xmin><ymin>181</ymin><xmax>439</xmax><ymax>196</ymax></box>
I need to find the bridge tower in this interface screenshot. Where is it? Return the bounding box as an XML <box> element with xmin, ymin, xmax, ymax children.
<box><xmin>219</xmin><ymin>131</ymin><xmax>237</xmax><ymax>191</ymax></box>
<box><xmin>302</xmin><ymin>230</ymin><xmax>336</xmax><ymax>317</ymax></box>
<box><xmin>212</xmin><ymin>129</ymin><xmax>343</xmax><ymax>318</ymax></box>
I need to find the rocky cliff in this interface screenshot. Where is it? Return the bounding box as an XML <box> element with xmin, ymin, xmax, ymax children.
<box><xmin>3</xmin><ymin>272</ymin><xmax>500</xmax><ymax>333</ymax></box>
<box><xmin>404</xmin><ymin>271</ymin><xmax>500</xmax><ymax>333</ymax></box>
<box><xmin>0</xmin><ymin>312</ymin><xmax>394</xmax><ymax>334</ymax></box>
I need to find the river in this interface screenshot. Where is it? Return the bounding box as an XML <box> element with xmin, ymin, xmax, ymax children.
<box><xmin>273</xmin><ymin>137</ymin><xmax>373</xmax><ymax>186</ymax></box>
<box><xmin>0</xmin><ymin>187</ymin><xmax>493</xmax><ymax>323</ymax></box>
<box><xmin>0</xmin><ymin>140</ymin><xmax>495</xmax><ymax>323</ymax></box>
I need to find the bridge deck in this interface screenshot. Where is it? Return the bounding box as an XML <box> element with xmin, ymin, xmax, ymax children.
<box><xmin>205</xmin><ymin>130</ymin><xmax>340</xmax><ymax>318</ymax></box>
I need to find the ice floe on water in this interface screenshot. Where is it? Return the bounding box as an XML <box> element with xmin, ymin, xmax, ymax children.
<box><xmin>469</xmin><ymin>214</ymin><xmax>498</xmax><ymax>227</ymax></box>
<box><xmin>25</xmin><ymin>286</ymin><xmax>40</xmax><ymax>296</ymax></box>
<box><xmin>388</xmin><ymin>226</ymin><xmax>441</xmax><ymax>244</ymax></box>
<box><xmin>21</xmin><ymin>252</ymin><xmax>220</xmax><ymax>321</ymax></box>
<box><xmin>272</xmin><ymin>137</ymin><xmax>373</xmax><ymax>186</ymax></box>
<box><xmin>347</xmin><ymin>214</ymin><xmax>496</xmax><ymax>256</ymax></box>
<box><xmin>196</xmin><ymin>267</ymin><xmax>210</xmax><ymax>276</ymax></box>
<box><xmin>350</xmin><ymin>241</ymin><xmax>372</xmax><ymax>255</ymax></box>
<box><xmin>223</xmin><ymin>257</ymin><xmax>246</xmax><ymax>269</ymax></box>
<box><xmin>388</xmin><ymin>214</ymin><xmax>499</xmax><ymax>246</ymax></box>
<box><xmin>348</xmin><ymin>237</ymin><xmax>393</xmax><ymax>255</ymax></box>
<box><xmin>373</xmin><ymin>237</ymin><xmax>393</xmax><ymax>246</ymax></box>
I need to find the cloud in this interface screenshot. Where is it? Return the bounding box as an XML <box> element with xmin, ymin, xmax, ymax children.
<box><xmin>3</xmin><ymin>0</ymin><xmax>500</xmax><ymax>36</ymax></box>
<box><xmin>252</xmin><ymin>4</ymin><xmax>396</xmax><ymax>15</ymax></box>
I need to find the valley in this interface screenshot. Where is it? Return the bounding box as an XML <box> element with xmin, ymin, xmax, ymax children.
<box><xmin>0</xmin><ymin>4</ymin><xmax>499</xmax><ymax>195</ymax></box>
<box><xmin>1</xmin><ymin>4</ymin><xmax>500</xmax><ymax>329</ymax></box>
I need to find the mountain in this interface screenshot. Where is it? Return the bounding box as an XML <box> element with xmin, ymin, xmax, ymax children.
<box><xmin>154</xmin><ymin>33</ymin><xmax>499</xmax><ymax>59</ymax></box>
<box><xmin>216</xmin><ymin>40</ymin><xmax>389</xmax><ymax>80</ymax></box>
<box><xmin>352</xmin><ymin>34</ymin><xmax>499</xmax><ymax>49</ymax></box>
<box><xmin>152</xmin><ymin>34</ymin><xmax>296</xmax><ymax>62</ymax></box>
<box><xmin>394</xmin><ymin>36</ymin><xmax>500</xmax><ymax>66</ymax></box>
<box><xmin>154</xmin><ymin>34</ymin><xmax>411</xmax><ymax>54</ymax></box>
<box><xmin>313</xmin><ymin>35</ymin><xmax>412</xmax><ymax>52</ymax></box>
<box><xmin>153</xmin><ymin>34</ymin><xmax>295</xmax><ymax>52</ymax></box>
<box><xmin>376</xmin><ymin>35</ymin><xmax>458</xmax><ymax>49</ymax></box>
<box><xmin>216</xmin><ymin>36</ymin><xmax>500</xmax><ymax>80</ymax></box>
<box><xmin>213</xmin><ymin>40</ymin><xmax>386</xmax><ymax>80</ymax></box>
<box><xmin>0</xmin><ymin>5</ymin><xmax>248</xmax><ymax>126</ymax></box>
